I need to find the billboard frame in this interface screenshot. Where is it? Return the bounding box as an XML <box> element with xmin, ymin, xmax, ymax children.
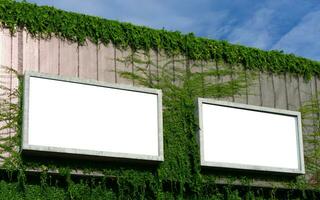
<box><xmin>197</xmin><ymin>98</ymin><xmax>305</xmax><ymax>174</ymax></box>
<box><xmin>22</xmin><ymin>71</ymin><xmax>164</xmax><ymax>163</ymax></box>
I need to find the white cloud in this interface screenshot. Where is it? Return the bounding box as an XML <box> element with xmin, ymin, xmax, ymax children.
<box><xmin>271</xmin><ymin>9</ymin><xmax>320</xmax><ymax>61</ymax></box>
<box><xmin>226</xmin><ymin>8</ymin><xmax>275</xmax><ymax>49</ymax></box>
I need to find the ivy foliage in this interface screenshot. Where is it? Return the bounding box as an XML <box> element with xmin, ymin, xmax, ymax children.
<box><xmin>0</xmin><ymin>2</ymin><xmax>319</xmax><ymax>198</ymax></box>
<box><xmin>300</xmin><ymin>94</ymin><xmax>320</xmax><ymax>186</ymax></box>
<box><xmin>119</xmin><ymin>52</ymin><xmax>250</xmax><ymax>197</ymax></box>
<box><xmin>1</xmin><ymin>55</ymin><xmax>318</xmax><ymax>199</ymax></box>
<box><xmin>0</xmin><ymin>67</ymin><xmax>22</xmax><ymax>171</ymax></box>
<box><xmin>0</xmin><ymin>0</ymin><xmax>319</xmax><ymax>79</ymax></box>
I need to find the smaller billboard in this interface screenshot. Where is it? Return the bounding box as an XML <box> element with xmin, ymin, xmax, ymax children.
<box><xmin>198</xmin><ymin>98</ymin><xmax>304</xmax><ymax>174</ymax></box>
<box><xmin>22</xmin><ymin>72</ymin><xmax>163</xmax><ymax>162</ymax></box>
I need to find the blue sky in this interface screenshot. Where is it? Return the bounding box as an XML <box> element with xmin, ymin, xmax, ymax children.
<box><xmin>26</xmin><ymin>0</ymin><xmax>320</xmax><ymax>61</ymax></box>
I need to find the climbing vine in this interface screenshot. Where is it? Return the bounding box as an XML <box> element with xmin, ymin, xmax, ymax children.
<box><xmin>0</xmin><ymin>67</ymin><xmax>22</xmax><ymax>171</ymax></box>
<box><xmin>0</xmin><ymin>0</ymin><xmax>319</xmax><ymax>79</ymax></box>
<box><xmin>300</xmin><ymin>94</ymin><xmax>320</xmax><ymax>187</ymax></box>
<box><xmin>1</xmin><ymin>49</ymin><xmax>319</xmax><ymax>199</ymax></box>
<box><xmin>0</xmin><ymin>1</ymin><xmax>319</xmax><ymax>197</ymax></box>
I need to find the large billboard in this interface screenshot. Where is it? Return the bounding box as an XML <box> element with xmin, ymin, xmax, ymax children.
<box><xmin>22</xmin><ymin>72</ymin><xmax>163</xmax><ymax>162</ymax></box>
<box><xmin>198</xmin><ymin>98</ymin><xmax>305</xmax><ymax>174</ymax></box>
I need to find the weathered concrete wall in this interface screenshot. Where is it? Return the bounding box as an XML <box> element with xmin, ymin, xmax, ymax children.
<box><xmin>1</xmin><ymin>28</ymin><xmax>318</xmax><ymax>110</ymax></box>
<box><xmin>0</xmin><ymin>28</ymin><xmax>18</xmax><ymax>143</ymax></box>
<box><xmin>0</xmin><ymin>28</ymin><xmax>319</xmax><ymax>187</ymax></box>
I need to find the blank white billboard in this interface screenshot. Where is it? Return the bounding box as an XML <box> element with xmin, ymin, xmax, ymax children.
<box><xmin>198</xmin><ymin>99</ymin><xmax>304</xmax><ymax>174</ymax></box>
<box><xmin>22</xmin><ymin>72</ymin><xmax>163</xmax><ymax>162</ymax></box>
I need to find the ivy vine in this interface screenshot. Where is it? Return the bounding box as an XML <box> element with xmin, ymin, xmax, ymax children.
<box><xmin>0</xmin><ymin>0</ymin><xmax>319</xmax><ymax>79</ymax></box>
<box><xmin>0</xmin><ymin>50</ymin><xmax>319</xmax><ymax>198</ymax></box>
<box><xmin>0</xmin><ymin>0</ymin><xmax>320</xmax><ymax>197</ymax></box>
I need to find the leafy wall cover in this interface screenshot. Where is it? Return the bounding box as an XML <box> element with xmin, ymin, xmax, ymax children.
<box><xmin>0</xmin><ymin>0</ymin><xmax>320</xmax><ymax>78</ymax></box>
<box><xmin>0</xmin><ymin>0</ymin><xmax>320</xmax><ymax>199</ymax></box>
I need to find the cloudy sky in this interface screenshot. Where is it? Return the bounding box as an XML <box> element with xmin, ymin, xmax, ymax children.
<box><xmin>26</xmin><ymin>0</ymin><xmax>320</xmax><ymax>61</ymax></box>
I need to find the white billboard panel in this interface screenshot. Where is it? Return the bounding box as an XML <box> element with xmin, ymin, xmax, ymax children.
<box><xmin>22</xmin><ymin>72</ymin><xmax>163</xmax><ymax>162</ymax></box>
<box><xmin>198</xmin><ymin>99</ymin><xmax>304</xmax><ymax>174</ymax></box>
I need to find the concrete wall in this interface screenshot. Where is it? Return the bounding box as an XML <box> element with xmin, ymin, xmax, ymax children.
<box><xmin>0</xmin><ymin>28</ymin><xmax>319</xmax><ymax>186</ymax></box>
<box><xmin>1</xmin><ymin>28</ymin><xmax>319</xmax><ymax>110</ymax></box>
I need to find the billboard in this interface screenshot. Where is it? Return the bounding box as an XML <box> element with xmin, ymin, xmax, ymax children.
<box><xmin>22</xmin><ymin>72</ymin><xmax>163</xmax><ymax>162</ymax></box>
<box><xmin>198</xmin><ymin>98</ymin><xmax>304</xmax><ymax>174</ymax></box>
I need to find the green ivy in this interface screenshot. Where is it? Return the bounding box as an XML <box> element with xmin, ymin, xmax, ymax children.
<box><xmin>0</xmin><ymin>52</ymin><xmax>320</xmax><ymax>198</ymax></box>
<box><xmin>0</xmin><ymin>0</ymin><xmax>319</xmax><ymax>79</ymax></box>
<box><xmin>300</xmin><ymin>94</ymin><xmax>320</xmax><ymax>186</ymax></box>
